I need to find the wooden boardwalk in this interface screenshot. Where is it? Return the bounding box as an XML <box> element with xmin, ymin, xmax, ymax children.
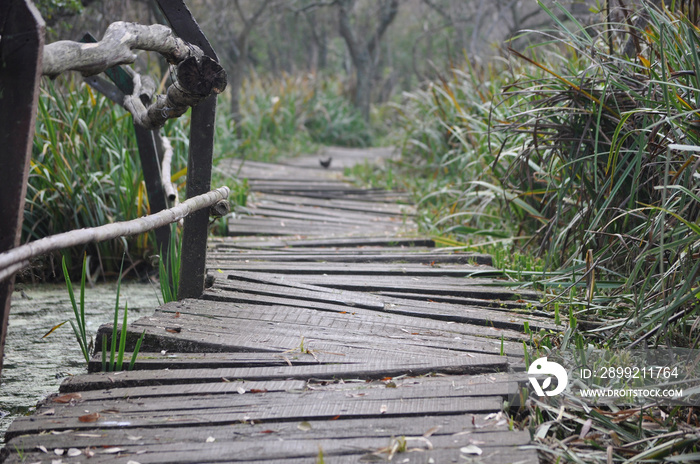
<box><xmin>2</xmin><ymin>147</ymin><xmax>549</xmax><ymax>463</ymax></box>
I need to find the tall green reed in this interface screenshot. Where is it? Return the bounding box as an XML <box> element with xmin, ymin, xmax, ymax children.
<box><xmin>61</xmin><ymin>253</ymin><xmax>145</xmax><ymax>371</ymax></box>
<box><xmin>28</xmin><ymin>78</ymin><xmax>189</xmax><ymax>279</ymax></box>
<box><xmin>389</xmin><ymin>1</ymin><xmax>700</xmax><ymax>348</ymax></box>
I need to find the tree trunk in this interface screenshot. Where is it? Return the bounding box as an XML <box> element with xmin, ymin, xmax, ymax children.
<box><xmin>229</xmin><ymin>54</ymin><xmax>246</xmax><ymax>130</ymax></box>
<box><xmin>354</xmin><ymin>59</ymin><xmax>373</xmax><ymax>121</ymax></box>
<box><xmin>337</xmin><ymin>0</ymin><xmax>398</xmax><ymax>121</ymax></box>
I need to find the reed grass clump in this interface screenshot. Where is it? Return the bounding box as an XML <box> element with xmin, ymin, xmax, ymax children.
<box><xmin>27</xmin><ymin>78</ymin><xmax>189</xmax><ymax>279</ymax></box>
<box><xmin>385</xmin><ymin>3</ymin><xmax>700</xmax><ymax>460</ymax></box>
<box><xmin>391</xmin><ymin>1</ymin><xmax>700</xmax><ymax>350</ymax></box>
<box><xmin>215</xmin><ymin>74</ymin><xmax>371</xmax><ymax>162</ymax></box>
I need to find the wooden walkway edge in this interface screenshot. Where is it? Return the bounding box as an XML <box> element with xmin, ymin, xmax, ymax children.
<box><xmin>2</xmin><ymin>147</ymin><xmax>550</xmax><ymax>463</ymax></box>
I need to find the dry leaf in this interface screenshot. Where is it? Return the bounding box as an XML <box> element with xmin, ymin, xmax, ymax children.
<box><xmin>165</xmin><ymin>327</ymin><xmax>181</xmax><ymax>333</ymax></box>
<box><xmin>37</xmin><ymin>446</ymin><xmax>48</xmax><ymax>453</ymax></box>
<box><xmin>236</xmin><ymin>387</ymin><xmax>246</xmax><ymax>395</ymax></box>
<box><xmin>380</xmin><ymin>404</ymin><xmax>388</xmax><ymax>414</ymax></box>
<box><xmin>126</xmin><ymin>434</ymin><xmax>143</xmax><ymax>441</ymax></box>
<box><xmin>52</xmin><ymin>393</ymin><xmax>81</xmax><ymax>403</ymax></box>
<box><xmin>249</xmin><ymin>389</ymin><xmax>268</xmax><ymax>393</ymax></box>
<box><xmin>580</xmin><ymin>418</ymin><xmax>593</xmax><ymax>439</ymax></box>
<box><xmin>78</xmin><ymin>412</ymin><xmax>100</xmax><ymax>423</ymax></box>
<box><xmin>54</xmin><ymin>449</ymin><xmax>65</xmax><ymax>456</ymax></box>
<box><xmin>206</xmin><ymin>436</ymin><xmax>216</xmax><ymax>443</ymax></box>
<box><xmin>460</xmin><ymin>445</ymin><xmax>483</xmax><ymax>455</ymax></box>
<box><xmin>39</xmin><ymin>408</ymin><xmax>55</xmax><ymax>416</ymax></box>
<box><xmin>174</xmin><ymin>312</ymin><xmax>181</xmax><ymax>318</ymax></box>
<box><xmin>67</xmin><ymin>449</ymin><xmax>81</xmax><ymax>457</ymax></box>
<box><xmin>101</xmin><ymin>447</ymin><xmax>125</xmax><ymax>454</ymax></box>
<box><xmin>297</xmin><ymin>421</ymin><xmax>312</xmax><ymax>431</ymax></box>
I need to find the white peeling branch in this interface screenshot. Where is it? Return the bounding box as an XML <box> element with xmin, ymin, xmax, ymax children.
<box><xmin>43</xmin><ymin>22</ymin><xmax>198</xmax><ymax>78</ymax></box>
<box><xmin>43</xmin><ymin>21</ymin><xmax>227</xmax><ymax>129</ymax></box>
<box><xmin>123</xmin><ymin>54</ymin><xmax>226</xmax><ymax>129</ymax></box>
<box><xmin>0</xmin><ymin>187</ymin><xmax>230</xmax><ymax>283</ymax></box>
<box><xmin>160</xmin><ymin>135</ymin><xmax>178</xmax><ymax>204</ymax></box>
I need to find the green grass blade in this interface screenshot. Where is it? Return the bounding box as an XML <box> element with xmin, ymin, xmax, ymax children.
<box><xmin>116</xmin><ymin>302</ymin><xmax>129</xmax><ymax>371</ymax></box>
<box><xmin>79</xmin><ymin>253</ymin><xmax>87</xmax><ymax>346</ymax></box>
<box><xmin>101</xmin><ymin>335</ymin><xmax>107</xmax><ymax>372</ymax></box>
<box><xmin>128</xmin><ymin>330</ymin><xmax>146</xmax><ymax>371</ymax></box>
<box><xmin>69</xmin><ymin>320</ymin><xmax>89</xmax><ymax>363</ymax></box>
<box><xmin>110</xmin><ymin>255</ymin><xmax>125</xmax><ymax>371</ymax></box>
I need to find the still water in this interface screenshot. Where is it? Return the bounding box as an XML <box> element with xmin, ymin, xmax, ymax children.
<box><xmin>0</xmin><ymin>282</ymin><xmax>161</xmax><ymax>445</ymax></box>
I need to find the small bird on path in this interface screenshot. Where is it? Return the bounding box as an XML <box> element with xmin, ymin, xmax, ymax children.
<box><xmin>319</xmin><ymin>157</ymin><xmax>332</xmax><ymax>168</ymax></box>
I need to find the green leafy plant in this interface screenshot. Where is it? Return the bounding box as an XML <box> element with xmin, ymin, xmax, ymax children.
<box><xmin>61</xmin><ymin>254</ymin><xmax>89</xmax><ymax>363</ymax></box>
<box><xmin>61</xmin><ymin>252</ymin><xmax>144</xmax><ymax>371</ymax></box>
<box><xmin>158</xmin><ymin>223</ymin><xmax>181</xmax><ymax>304</ymax></box>
<box><xmin>29</xmin><ymin>78</ymin><xmax>189</xmax><ymax>279</ymax></box>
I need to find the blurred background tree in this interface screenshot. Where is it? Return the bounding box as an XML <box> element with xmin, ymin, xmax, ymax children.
<box><xmin>38</xmin><ymin>0</ymin><xmax>592</xmax><ymax>117</ymax></box>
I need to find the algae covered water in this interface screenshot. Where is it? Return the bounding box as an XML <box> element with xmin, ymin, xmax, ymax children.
<box><xmin>0</xmin><ymin>282</ymin><xmax>160</xmax><ymax>445</ymax></box>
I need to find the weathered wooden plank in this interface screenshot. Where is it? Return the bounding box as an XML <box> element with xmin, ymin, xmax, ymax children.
<box><xmin>228</xmin><ymin>222</ymin><xmax>403</xmax><ymax>238</ymax></box>
<box><xmin>59</xmin><ymin>352</ymin><xmax>508</xmax><ymax>392</ymax></box>
<box><xmin>243</xmin><ymin>206</ymin><xmax>406</xmax><ymax>226</ymax></box>
<box><xmin>211</xmin><ymin>235</ymin><xmax>436</xmax><ymax>249</ymax></box>
<box><xmin>4</xmin><ymin>412</ymin><xmax>518</xmax><ymax>448</ymax></box>
<box><xmin>120</xmin><ymin>298</ymin><xmax>526</xmax><ymax>356</ymax></box>
<box><xmin>103</xmin><ymin>316</ymin><xmax>518</xmax><ymax>365</ymax></box>
<box><xmin>229</xmin><ymin>217</ymin><xmax>401</xmax><ymax>234</ymax></box>
<box><xmin>257</xmin><ymin>192</ymin><xmax>415</xmax><ymax>215</ymax></box>
<box><xmin>3</xmin><ymin>445</ymin><xmax>537</xmax><ymax>464</ymax></box>
<box><xmin>202</xmin><ymin>282</ymin><xmax>530</xmax><ymax>339</ymax></box>
<box><xmin>5</xmin><ymin>427</ymin><xmax>534</xmax><ymax>464</ymax></box>
<box><xmin>88</xmin><ymin>350</ymin><xmax>350</xmax><ymax>372</ymax></box>
<box><xmin>6</xmin><ymin>394</ymin><xmax>503</xmax><ymax>437</ymax></box>
<box><xmin>251</xmin><ymin>198</ymin><xmax>412</xmax><ymax>218</ymax></box>
<box><xmin>215</xmin><ymin>261</ymin><xmax>500</xmax><ymax>277</ymax></box>
<box><xmin>260</xmin><ymin>272</ymin><xmax>539</xmax><ymax>301</ymax></box>
<box><xmin>208</xmin><ymin>275</ymin><xmax>553</xmax><ymax>332</ymax></box>
<box><xmin>376</xmin><ymin>290</ymin><xmax>546</xmax><ymax>312</ymax></box>
<box><xmin>37</xmin><ymin>384</ymin><xmax>516</xmax><ymax>421</ymax></box>
<box><xmin>208</xmin><ymin>251</ymin><xmax>493</xmax><ymax>265</ymax></box>
<box><xmin>222</xmin><ymin>269</ymin><xmax>538</xmax><ymax>306</ymax></box>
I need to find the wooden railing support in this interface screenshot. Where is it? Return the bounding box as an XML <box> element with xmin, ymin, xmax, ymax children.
<box><xmin>0</xmin><ymin>0</ymin><xmax>45</xmax><ymax>377</ymax></box>
<box><xmin>156</xmin><ymin>0</ymin><xmax>220</xmax><ymax>299</ymax></box>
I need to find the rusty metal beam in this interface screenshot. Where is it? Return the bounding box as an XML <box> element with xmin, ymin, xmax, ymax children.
<box><xmin>0</xmin><ymin>0</ymin><xmax>45</xmax><ymax>377</ymax></box>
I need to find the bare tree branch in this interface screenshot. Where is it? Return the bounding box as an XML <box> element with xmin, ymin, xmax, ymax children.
<box><xmin>0</xmin><ymin>187</ymin><xmax>230</xmax><ymax>284</ymax></box>
<box><xmin>368</xmin><ymin>0</ymin><xmax>399</xmax><ymax>57</ymax></box>
<box><xmin>421</xmin><ymin>0</ymin><xmax>451</xmax><ymax>22</ymax></box>
<box><xmin>292</xmin><ymin>0</ymin><xmax>338</xmax><ymax>14</ymax></box>
<box><xmin>42</xmin><ymin>21</ymin><xmax>227</xmax><ymax>130</ymax></box>
<box><xmin>42</xmin><ymin>22</ymin><xmax>196</xmax><ymax>78</ymax></box>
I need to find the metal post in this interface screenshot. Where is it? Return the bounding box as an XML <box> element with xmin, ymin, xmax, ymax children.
<box><xmin>0</xmin><ymin>0</ymin><xmax>45</xmax><ymax>377</ymax></box>
<box><xmin>156</xmin><ymin>0</ymin><xmax>219</xmax><ymax>299</ymax></box>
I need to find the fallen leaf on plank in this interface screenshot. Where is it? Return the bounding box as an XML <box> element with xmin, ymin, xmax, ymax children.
<box><xmin>52</xmin><ymin>393</ymin><xmax>81</xmax><ymax>403</ymax></box>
